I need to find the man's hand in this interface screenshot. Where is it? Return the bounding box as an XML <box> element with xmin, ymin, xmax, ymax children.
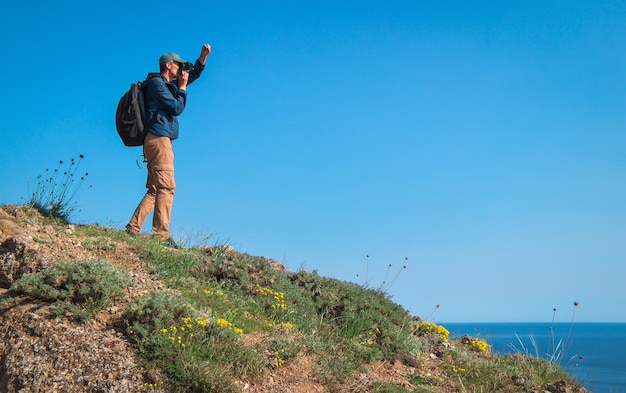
<box><xmin>198</xmin><ymin>43</ymin><xmax>211</xmax><ymax>65</ymax></box>
<box><xmin>178</xmin><ymin>70</ymin><xmax>189</xmax><ymax>90</ymax></box>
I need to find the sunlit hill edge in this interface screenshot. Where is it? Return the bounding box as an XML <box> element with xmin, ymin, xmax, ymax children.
<box><xmin>0</xmin><ymin>204</ymin><xmax>591</xmax><ymax>393</ymax></box>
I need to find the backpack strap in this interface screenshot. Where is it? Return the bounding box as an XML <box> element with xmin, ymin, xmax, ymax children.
<box><xmin>141</xmin><ymin>73</ymin><xmax>163</xmax><ymax>128</ymax></box>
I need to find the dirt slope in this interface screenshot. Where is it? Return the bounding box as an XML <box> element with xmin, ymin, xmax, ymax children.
<box><xmin>0</xmin><ymin>205</ymin><xmax>590</xmax><ymax>393</ymax></box>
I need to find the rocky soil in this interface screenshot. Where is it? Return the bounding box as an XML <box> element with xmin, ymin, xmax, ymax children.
<box><xmin>0</xmin><ymin>205</ymin><xmax>172</xmax><ymax>393</ymax></box>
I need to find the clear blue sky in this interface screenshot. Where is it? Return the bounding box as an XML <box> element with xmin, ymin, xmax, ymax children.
<box><xmin>1</xmin><ymin>1</ymin><xmax>624</xmax><ymax>322</ymax></box>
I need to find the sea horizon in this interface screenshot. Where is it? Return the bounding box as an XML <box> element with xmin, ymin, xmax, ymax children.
<box><xmin>442</xmin><ymin>322</ymin><xmax>626</xmax><ymax>393</ymax></box>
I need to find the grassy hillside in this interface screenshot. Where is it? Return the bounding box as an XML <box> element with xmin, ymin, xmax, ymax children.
<box><xmin>0</xmin><ymin>204</ymin><xmax>589</xmax><ymax>393</ymax></box>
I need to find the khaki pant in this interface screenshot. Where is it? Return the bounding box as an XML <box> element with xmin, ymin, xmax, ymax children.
<box><xmin>126</xmin><ymin>133</ymin><xmax>175</xmax><ymax>238</ymax></box>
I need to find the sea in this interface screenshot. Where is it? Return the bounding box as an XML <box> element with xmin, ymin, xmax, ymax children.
<box><xmin>443</xmin><ymin>323</ymin><xmax>626</xmax><ymax>393</ymax></box>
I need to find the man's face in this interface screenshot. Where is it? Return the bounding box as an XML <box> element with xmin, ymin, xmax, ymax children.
<box><xmin>169</xmin><ymin>61</ymin><xmax>181</xmax><ymax>76</ymax></box>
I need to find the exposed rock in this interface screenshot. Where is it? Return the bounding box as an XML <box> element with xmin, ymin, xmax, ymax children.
<box><xmin>0</xmin><ymin>219</ymin><xmax>18</xmax><ymax>237</ymax></box>
<box><xmin>512</xmin><ymin>373</ymin><xmax>531</xmax><ymax>386</ymax></box>
<box><xmin>544</xmin><ymin>380</ymin><xmax>592</xmax><ymax>393</ymax></box>
<box><xmin>267</xmin><ymin>258</ymin><xmax>285</xmax><ymax>272</ymax></box>
<box><xmin>0</xmin><ymin>206</ymin><xmax>94</xmax><ymax>288</ymax></box>
<box><xmin>0</xmin><ymin>236</ymin><xmax>54</xmax><ymax>288</ymax></box>
<box><xmin>545</xmin><ymin>380</ymin><xmax>569</xmax><ymax>393</ymax></box>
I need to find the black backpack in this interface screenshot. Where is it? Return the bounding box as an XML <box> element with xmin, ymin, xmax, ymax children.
<box><xmin>115</xmin><ymin>74</ymin><xmax>159</xmax><ymax>146</ymax></box>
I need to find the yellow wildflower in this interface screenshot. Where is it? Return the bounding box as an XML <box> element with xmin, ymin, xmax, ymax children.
<box><xmin>470</xmin><ymin>338</ymin><xmax>489</xmax><ymax>352</ymax></box>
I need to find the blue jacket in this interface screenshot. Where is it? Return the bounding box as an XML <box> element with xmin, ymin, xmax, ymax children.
<box><xmin>143</xmin><ymin>60</ymin><xmax>205</xmax><ymax>140</ymax></box>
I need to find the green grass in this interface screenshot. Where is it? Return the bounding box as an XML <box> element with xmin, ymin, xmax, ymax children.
<box><xmin>117</xmin><ymin>228</ymin><xmax>586</xmax><ymax>392</ymax></box>
<box><xmin>10</xmin><ymin>218</ymin><xmax>587</xmax><ymax>393</ymax></box>
<box><xmin>117</xmin><ymin>231</ymin><xmax>425</xmax><ymax>391</ymax></box>
<box><xmin>123</xmin><ymin>291</ymin><xmax>264</xmax><ymax>393</ymax></box>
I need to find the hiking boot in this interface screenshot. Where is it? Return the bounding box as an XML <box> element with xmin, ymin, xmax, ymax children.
<box><xmin>160</xmin><ymin>237</ymin><xmax>179</xmax><ymax>249</ymax></box>
<box><xmin>125</xmin><ymin>226</ymin><xmax>138</xmax><ymax>237</ymax></box>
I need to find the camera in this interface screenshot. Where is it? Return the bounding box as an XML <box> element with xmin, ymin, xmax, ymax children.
<box><xmin>177</xmin><ymin>61</ymin><xmax>193</xmax><ymax>76</ymax></box>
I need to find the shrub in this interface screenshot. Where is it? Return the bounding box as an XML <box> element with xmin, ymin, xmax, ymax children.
<box><xmin>195</xmin><ymin>250</ymin><xmax>279</xmax><ymax>290</ymax></box>
<box><xmin>123</xmin><ymin>292</ymin><xmax>264</xmax><ymax>393</ymax></box>
<box><xmin>10</xmin><ymin>260</ymin><xmax>132</xmax><ymax>320</ymax></box>
<box><xmin>286</xmin><ymin>268</ymin><xmax>419</xmax><ymax>382</ymax></box>
<box><xmin>123</xmin><ymin>291</ymin><xmax>192</xmax><ymax>341</ymax></box>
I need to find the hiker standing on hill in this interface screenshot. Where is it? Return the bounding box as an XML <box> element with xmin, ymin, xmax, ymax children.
<box><xmin>126</xmin><ymin>43</ymin><xmax>211</xmax><ymax>248</ymax></box>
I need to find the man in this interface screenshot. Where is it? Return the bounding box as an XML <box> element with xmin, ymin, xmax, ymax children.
<box><xmin>126</xmin><ymin>43</ymin><xmax>211</xmax><ymax>248</ymax></box>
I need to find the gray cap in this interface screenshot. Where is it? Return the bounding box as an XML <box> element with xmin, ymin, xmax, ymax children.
<box><xmin>159</xmin><ymin>52</ymin><xmax>188</xmax><ymax>65</ymax></box>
